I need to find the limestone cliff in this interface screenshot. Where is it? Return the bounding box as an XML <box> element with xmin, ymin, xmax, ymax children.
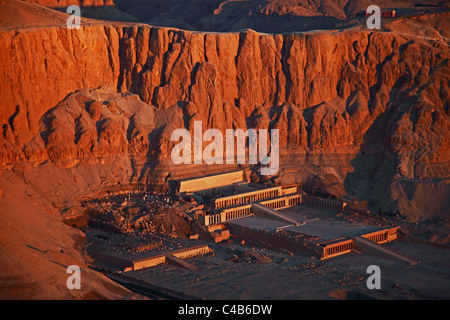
<box><xmin>1</xmin><ymin>18</ymin><xmax>449</xmax><ymax>220</ymax></box>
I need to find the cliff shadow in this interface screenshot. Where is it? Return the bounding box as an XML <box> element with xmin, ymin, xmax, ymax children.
<box><xmin>343</xmin><ymin>55</ymin><xmax>413</xmax><ymax>215</ymax></box>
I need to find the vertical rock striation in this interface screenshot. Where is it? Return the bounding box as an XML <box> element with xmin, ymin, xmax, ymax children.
<box><xmin>0</xmin><ymin>23</ymin><xmax>448</xmax><ymax>218</ymax></box>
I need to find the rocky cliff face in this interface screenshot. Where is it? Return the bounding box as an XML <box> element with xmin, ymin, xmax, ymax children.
<box><xmin>1</xmin><ymin>21</ymin><xmax>449</xmax><ymax>220</ymax></box>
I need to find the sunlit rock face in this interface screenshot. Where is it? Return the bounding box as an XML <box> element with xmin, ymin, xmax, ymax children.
<box><xmin>0</xmin><ymin>1</ymin><xmax>449</xmax><ymax>220</ymax></box>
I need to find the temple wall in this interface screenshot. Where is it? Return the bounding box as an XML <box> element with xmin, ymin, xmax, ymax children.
<box><xmin>178</xmin><ymin>171</ymin><xmax>244</xmax><ymax>193</ymax></box>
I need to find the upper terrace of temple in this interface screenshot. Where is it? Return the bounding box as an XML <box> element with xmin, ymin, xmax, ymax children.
<box><xmin>213</xmin><ymin>186</ymin><xmax>283</xmax><ymax>210</ymax></box>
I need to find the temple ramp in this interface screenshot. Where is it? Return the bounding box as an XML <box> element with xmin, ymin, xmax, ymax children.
<box><xmin>166</xmin><ymin>254</ymin><xmax>199</xmax><ymax>272</ymax></box>
<box><xmin>252</xmin><ymin>203</ymin><xmax>302</xmax><ymax>226</ymax></box>
<box><xmin>353</xmin><ymin>236</ymin><xmax>419</xmax><ymax>265</ymax></box>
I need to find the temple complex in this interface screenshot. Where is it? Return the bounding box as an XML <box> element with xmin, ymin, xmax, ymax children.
<box><xmin>173</xmin><ymin>171</ymin><xmax>405</xmax><ymax>261</ymax></box>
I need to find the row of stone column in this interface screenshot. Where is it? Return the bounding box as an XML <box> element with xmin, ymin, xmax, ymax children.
<box><xmin>288</xmin><ymin>196</ymin><xmax>300</xmax><ymax>206</ymax></box>
<box><xmin>215</xmin><ymin>189</ymin><xmax>280</xmax><ymax>209</ymax></box>
<box><xmin>264</xmin><ymin>199</ymin><xmax>286</xmax><ymax>209</ymax></box>
<box><xmin>205</xmin><ymin>213</ymin><xmax>221</xmax><ymax>225</ymax></box>
<box><xmin>325</xmin><ymin>242</ymin><xmax>353</xmax><ymax>256</ymax></box>
<box><xmin>302</xmin><ymin>195</ymin><xmax>346</xmax><ymax>211</ymax></box>
<box><xmin>225</xmin><ymin>207</ymin><xmax>252</xmax><ymax>220</ymax></box>
<box><xmin>366</xmin><ymin>232</ymin><xmax>387</xmax><ymax>243</ymax></box>
<box><xmin>176</xmin><ymin>247</ymin><xmax>211</xmax><ymax>259</ymax></box>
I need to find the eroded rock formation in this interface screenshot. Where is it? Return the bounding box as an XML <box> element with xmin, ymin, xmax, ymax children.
<box><xmin>0</xmin><ymin>9</ymin><xmax>449</xmax><ymax>220</ymax></box>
